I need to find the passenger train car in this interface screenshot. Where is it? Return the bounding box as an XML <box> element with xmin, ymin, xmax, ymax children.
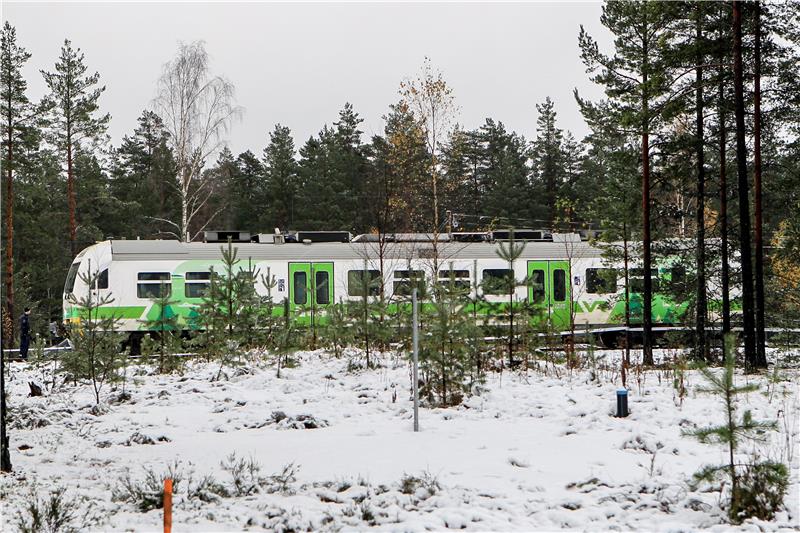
<box><xmin>62</xmin><ymin>230</ymin><xmax>688</xmax><ymax>347</ymax></box>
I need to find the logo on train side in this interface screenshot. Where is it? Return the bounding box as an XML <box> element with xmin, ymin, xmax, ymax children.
<box><xmin>577</xmin><ymin>300</ymin><xmax>607</xmax><ymax>313</ymax></box>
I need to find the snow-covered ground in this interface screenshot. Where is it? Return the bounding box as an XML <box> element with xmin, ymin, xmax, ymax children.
<box><xmin>1</xmin><ymin>348</ymin><xmax>798</xmax><ymax>531</ymax></box>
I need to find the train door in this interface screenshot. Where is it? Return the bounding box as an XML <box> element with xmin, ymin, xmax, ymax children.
<box><xmin>527</xmin><ymin>260</ymin><xmax>571</xmax><ymax>331</ymax></box>
<box><xmin>288</xmin><ymin>262</ymin><xmax>334</xmax><ymax>323</ymax></box>
<box><xmin>547</xmin><ymin>260</ymin><xmax>571</xmax><ymax>331</ymax></box>
<box><xmin>527</xmin><ymin>261</ymin><xmax>549</xmax><ymax>321</ymax></box>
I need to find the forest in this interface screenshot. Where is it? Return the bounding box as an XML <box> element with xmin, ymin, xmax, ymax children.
<box><xmin>1</xmin><ymin>1</ymin><xmax>799</xmax><ymax>367</ymax></box>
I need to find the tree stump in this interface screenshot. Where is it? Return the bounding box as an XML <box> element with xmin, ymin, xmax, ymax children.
<box><xmin>28</xmin><ymin>382</ymin><xmax>42</xmax><ymax>397</ymax></box>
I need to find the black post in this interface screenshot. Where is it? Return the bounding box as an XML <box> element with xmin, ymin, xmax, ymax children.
<box><xmin>1</xmin><ymin>319</ymin><xmax>11</xmax><ymax>472</ymax></box>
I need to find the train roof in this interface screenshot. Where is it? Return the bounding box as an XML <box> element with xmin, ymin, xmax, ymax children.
<box><xmin>105</xmin><ymin>239</ymin><xmax>604</xmax><ymax>262</ymax></box>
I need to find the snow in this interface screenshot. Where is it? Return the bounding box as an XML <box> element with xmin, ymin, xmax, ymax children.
<box><xmin>1</xmin><ymin>348</ymin><xmax>798</xmax><ymax>531</ymax></box>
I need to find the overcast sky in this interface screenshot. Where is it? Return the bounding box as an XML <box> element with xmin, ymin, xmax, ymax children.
<box><xmin>5</xmin><ymin>1</ymin><xmax>611</xmax><ymax>156</ymax></box>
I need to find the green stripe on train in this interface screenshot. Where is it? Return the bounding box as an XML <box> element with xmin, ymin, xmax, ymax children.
<box><xmin>68</xmin><ymin>306</ymin><xmax>148</xmax><ymax>320</ymax></box>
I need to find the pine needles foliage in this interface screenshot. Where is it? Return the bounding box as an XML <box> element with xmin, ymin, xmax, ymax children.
<box><xmin>420</xmin><ymin>266</ymin><xmax>480</xmax><ymax>406</ymax></box>
<box><xmin>140</xmin><ymin>282</ymin><xmax>183</xmax><ymax>373</ymax></box>
<box><xmin>683</xmin><ymin>333</ymin><xmax>788</xmax><ymax>523</ymax></box>
<box><xmin>64</xmin><ymin>266</ymin><xmax>124</xmax><ymax>404</ymax></box>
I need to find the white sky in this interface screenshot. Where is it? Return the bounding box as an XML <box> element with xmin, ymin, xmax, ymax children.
<box><xmin>3</xmin><ymin>1</ymin><xmax>611</xmax><ymax>156</ymax></box>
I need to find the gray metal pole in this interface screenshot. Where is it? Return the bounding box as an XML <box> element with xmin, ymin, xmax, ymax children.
<box><xmin>412</xmin><ymin>288</ymin><xmax>419</xmax><ymax>432</ymax></box>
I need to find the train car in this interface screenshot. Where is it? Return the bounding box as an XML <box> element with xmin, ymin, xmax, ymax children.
<box><xmin>62</xmin><ymin>231</ymin><xmax>688</xmax><ymax>347</ymax></box>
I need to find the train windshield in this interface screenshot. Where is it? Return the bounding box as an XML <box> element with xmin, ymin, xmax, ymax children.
<box><xmin>64</xmin><ymin>263</ymin><xmax>80</xmax><ymax>295</ymax></box>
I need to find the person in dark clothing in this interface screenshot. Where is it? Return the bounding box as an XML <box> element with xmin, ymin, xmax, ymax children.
<box><xmin>19</xmin><ymin>307</ymin><xmax>31</xmax><ymax>360</ymax></box>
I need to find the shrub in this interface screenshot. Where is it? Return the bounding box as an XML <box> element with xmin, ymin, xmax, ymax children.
<box><xmin>735</xmin><ymin>460</ymin><xmax>789</xmax><ymax>522</ymax></box>
<box><xmin>220</xmin><ymin>453</ymin><xmax>262</xmax><ymax>497</ymax></box>
<box><xmin>113</xmin><ymin>463</ymin><xmax>183</xmax><ymax>512</ymax></box>
<box><xmin>15</xmin><ymin>488</ymin><xmax>90</xmax><ymax>533</ymax></box>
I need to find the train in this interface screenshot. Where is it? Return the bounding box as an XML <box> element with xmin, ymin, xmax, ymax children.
<box><xmin>62</xmin><ymin>229</ymin><xmax>695</xmax><ymax>348</ymax></box>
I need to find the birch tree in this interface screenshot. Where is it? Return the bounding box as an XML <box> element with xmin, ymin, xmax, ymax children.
<box><xmin>153</xmin><ymin>41</ymin><xmax>240</xmax><ymax>241</ymax></box>
<box><xmin>399</xmin><ymin>57</ymin><xmax>458</xmax><ymax>233</ymax></box>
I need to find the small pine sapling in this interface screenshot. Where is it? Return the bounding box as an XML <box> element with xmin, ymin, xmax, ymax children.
<box><xmin>684</xmin><ymin>333</ymin><xmax>789</xmax><ymax>522</ymax></box>
<box><xmin>419</xmin><ymin>266</ymin><xmax>474</xmax><ymax>406</ymax></box>
<box><xmin>256</xmin><ymin>267</ymin><xmax>280</xmax><ymax>350</ymax></box>
<box><xmin>65</xmin><ymin>267</ymin><xmax>124</xmax><ymax>405</ymax></box>
<box><xmin>322</xmin><ymin>299</ymin><xmax>352</xmax><ymax>359</ymax></box>
<box><xmin>492</xmin><ymin>229</ymin><xmax>527</xmax><ymax>367</ymax></box>
<box><xmin>347</xmin><ymin>262</ymin><xmax>384</xmax><ymax>369</ymax></box>
<box><xmin>140</xmin><ymin>282</ymin><xmax>182</xmax><ymax>373</ymax></box>
<box><xmin>196</xmin><ymin>241</ymin><xmax>262</xmax><ymax>378</ymax></box>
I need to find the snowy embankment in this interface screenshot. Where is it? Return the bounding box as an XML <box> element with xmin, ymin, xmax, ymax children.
<box><xmin>0</xmin><ymin>349</ymin><xmax>798</xmax><ymax>531</ymax></box>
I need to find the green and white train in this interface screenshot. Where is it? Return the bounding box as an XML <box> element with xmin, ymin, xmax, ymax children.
<box><xmin>62</xmin><ymin>230</ymin><xmax>691</xmax><ymax>348</ymax></box>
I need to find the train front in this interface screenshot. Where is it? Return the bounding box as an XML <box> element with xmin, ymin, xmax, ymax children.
<box><xmin>62</xmin><ymin>241</ymin><xmax>114</xmax><ymax>327</ymax></box>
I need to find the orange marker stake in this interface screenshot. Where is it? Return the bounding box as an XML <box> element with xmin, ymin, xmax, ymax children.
<box><xmin>164</xmin><ymin>478</ymin><xmax>173</xmax><ymax>533</ymax></box>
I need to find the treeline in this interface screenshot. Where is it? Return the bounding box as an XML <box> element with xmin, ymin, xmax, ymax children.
<box><xmin>2</xmin><ymin>2</ymin><xmax>800</xmax><ymax>363</ymax></box>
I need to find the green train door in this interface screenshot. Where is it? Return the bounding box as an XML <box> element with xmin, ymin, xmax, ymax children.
<box><xmin>527</xmin><ymin>260</ymin><xmax>571</xmax><ymax>331</ymax></box>
<box><xmin>547</xmin><ymin>261</ymin><xmax>571</xmax><ymax>331</ymax></box>
<box><xmin>288</xmin><ymin>262</ymin><xmax>334</xmax><ymax>324</ymax></box>
<box><xmin>527</xmin><ymin>261</ymin><xmax>549</xmax><ymax>324</ymax></box>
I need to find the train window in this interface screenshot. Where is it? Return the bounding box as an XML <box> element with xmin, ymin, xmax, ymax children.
<box><xmin>553</xmin><ymin>269</ymin><xmax>566</xmax><ymax>302</ymax></box>
<box><xmin>669</xmin><ymin>266</ymin><xmax>686</xmax><ymax>288</ymax></box>
<box><xmin>315</xmin><ymin>271</ymin><xmax>330</xmax><ymax>305</ymax></box>
<box><xmin>393</xmin><ymin>270</ymin><xmax>426</xmax><ymax>297</ymax></box>
<box><xmin>437</xmin><ymin>269</ymin><xmax>470</xmax><ymax>292</ymax></box>
<box><xmin>137</xmin><ymin>272</ymin><xmax>171</xmax><ymax>299</ymax></box>
<box><xmin>185</xmin><ymin>272</ymin><xmax>211</xmax><ymax>299</ymax></box>
<box><xmin>630</xmin><ymin>277</ymin><xmax>660</xmax><ymax>293</ymax></box>
<box><xmin>97</xmin><ymin>269</ymin><xmax>109</xmax><ymax>290</ymax></box>
<box><xmin>348</xmin><ymin>270</ymin><xmax>381</xmax><ymax>297</ymax></box>
<box><xmin>482</xmin><ymin>269</ymin><xmax>514</xmax><ymax>295</ymax></box>
<box><xmin>138</xmin><ymin>272</ymin><xmax>171</xmax><ymax>281</ymax></box>
<box><xmin>64</xmin><ymin>263</ymin><xmax>79</xmax><ymax>295</ymax></box>
<box><xmin>438</xmin><ymin>269</ymin><xmax>469</xmax><ymax>279</ymax></box>
<box><xmin>293</xmin><ymin>271</ymin><xmax>307</xmax><ymax>305</ymax></box>
<box><xmin>530</xmin><ymin>270</ymin><xmax>545</xmax><ymax>303</ymax></box>
<box><xmin>586</xmin><ymin>268</ymin><xmax>616</xmax><ymax>294</ymax></box>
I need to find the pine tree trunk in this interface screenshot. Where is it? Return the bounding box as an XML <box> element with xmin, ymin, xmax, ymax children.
<box><xmin>641</xmin><ymin>12</ymin><xmax>654</xmax><ymax>366</ymax></box>
<box><xmin>732</xmin><ymin>0</ymin><xmax>757</xmax><ymax>369</ymax></box>
<box><xmin>4</xmin><ymin>107</ymin><xmax>15</xmax><ymax>350</ymax></box>
<box><xmin>719</xmin><ymin>62</ymin><xmax>731</xmax><ymax>335</ymax></box>
<box><xmin>67</xmin><ymin>123</ymin><xmax>77</xmax><ymax>258</ymax></box>
<box><xmin>753</xmin><ymin>1</ymin><xmax>767</xmax><ymax>368</ymax></box>
<box><xmin>695</xmin><ymin>6</ymin><xmax>708</xmax><ymax>360</ymax></box>
<box><xmin>623</xmin><ymin>222</ymin><xmax>631</xmax><ymax>370</ymax></box>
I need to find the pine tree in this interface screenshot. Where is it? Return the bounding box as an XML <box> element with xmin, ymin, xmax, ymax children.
<box><xmin>196</xmin><ymin>241</ymin><xmax>261</xmax><ymax>378</ymax></box>
<box><xmin>347</xmin><ymin>261</ymin><xmax>386</xmax><ymax>369</ymax></box>
<box><xmin>140</xmin><ymin>284</ymin><xmax>182</xmax><ymax>373</ymax></box>
<box><xmin>531</xmin><ymin>97</ymin><xmax>564</xmax><ymax>228</ymax></box>
<box><xmin>321</xmin><ymin>300</ymin><xmax>353</xmax><ymax>359</ymax></box>
<box><xmin>41</xmin><ymin>39</ymin><xmax>109</xmax><ymax>257</ymax></box>
<box><xmin>64</xmin><ymin>266</ymin><xmax>124</xmax><ymax>405</ymax></box>
<box><xmin>109</xmin><ymin>110</ymin><xmax>177</xmax><ymax>238</ymax></box>
<box><xmin>420</xmin><ymin>266</ymin><xmax>476</xmax><ymax>406</ymax></box>
<box><xmin>578</xmin><ymin>1</ymin><xmax>681</xmax><ymax>365</ymax></box>
<box><xmin>225</xmin><ymin>150</ymin><xmax>264</xmax><ymax>230</ymax></box>
<box><xmin>731</xmin><ymin>0</ymin><xmax>757</xmax><ymax>369</ymax></box>
<box><xmin>295</xmin><ymin>104</ymin><xmax>369</xmax><ymax>232</ymax></box>
<box><xmin>684</xmin><ymin>334</ymin><xmax>788</xmax><ymax>522</ymax></box>
<box><xmin>1</xmin><ymin>22</ymin><xmax>36</xmax><ymax>350</ymax></box>
<box><xmin>262</xmin><ymin>124</ymin><xmax>298</xmax><ymax>230</ymax></box>
<box><xmin>489</xmin><ymin>229</ymin><xmax>529</xmax><ymax>366</ymax></box>
<box><xmin>479</xmin><ymin>120</ymin><xmax>534</xmax><ymax>226</ymax></box>
<box><xmin>577</xmin><ymin>97</ymin><xmax>640</xmax><ymax>368</ymax></box>
<box><xmin>371</xmin><ymin>101</ymin><xmax>430</xmax><ymax>232</ymax></box>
